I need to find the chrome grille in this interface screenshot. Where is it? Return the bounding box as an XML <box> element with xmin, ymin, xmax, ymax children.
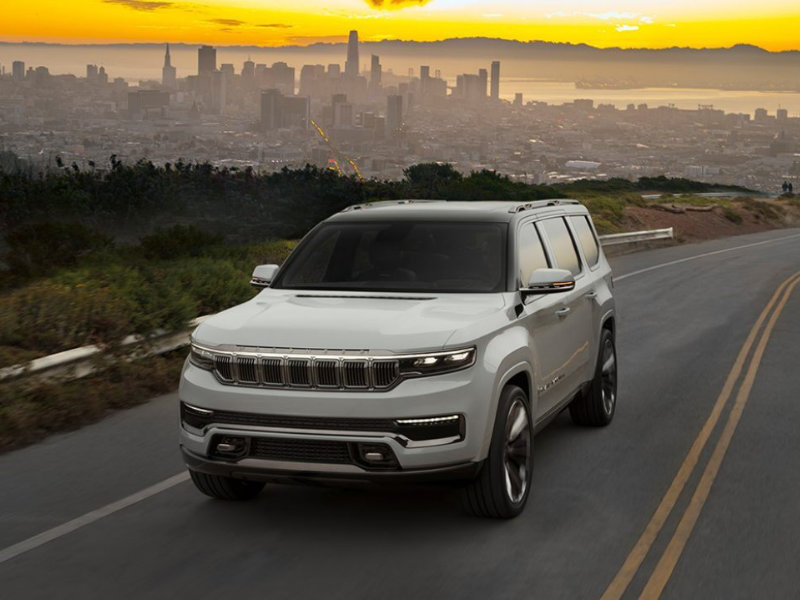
<box><xmin>343</xmin><ymin>361</ymin><xmax>368</xmax><ymax>388</ymax></box>
<box><xmin>374</xmin><ymin>360</ymin><xmax>400</xmax><ymax>388</ymax></box>
<box><xmin>314</xmin><ymin>360</ymin><xmax>339</xmax><ymax>388</ymax></box>
<box><xmin>211</xmin><ymin>354</ymin><xmax>401</xmax><ymax>391</ymax></box>
<box><xmin>287</xmin><ymin>359</ymin><xmax>312</xmax><ymax>387</ymax></box>
<box><xmin>262</xmin><ymin>358</ymin><xmax>283</xmax><ymax>385</ymax></box>
<box><xmin>237</xmin><ymin>357</ymin><xmax>258</xmax><ymax>384</ymax></box>
<box><xmin>214</xmin><ymin>356</ymin><xmax>233</xmax><ymax>382</ymax></box>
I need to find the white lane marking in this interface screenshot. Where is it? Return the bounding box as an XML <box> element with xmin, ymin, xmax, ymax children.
<box><xmin>0</xmin><ymin>472</ymin><xmax>189</xmax><ymax>565</ymax></box>
<box><xmin>615</xmin><ymin>232</ymin><xmax>800</xmax><ymax>282</ymax></box>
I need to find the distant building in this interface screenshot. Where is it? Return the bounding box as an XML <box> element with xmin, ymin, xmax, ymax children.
<box><xmin>490</xmin><ymin>61</ymin><xmax>500</xmax><ymax>100</ymax></box>
<box><xmin>242</xmin><ymin>59</ymin><xmax>255</xmax><ymax>80</ymax></box>
<box><xmin>478</xmin><ymin>69</ymin><xmax>488</xmax><ymax>99</ymax></box>
<box><xmin>514</xmin><ymin>93</ymin><xmax>523</xmax><ymax>106</ymax></box>
<box><xmin>260</xmin><ymin>89</ymin><xmax>310</xmax><ymax>131</ymax></box>
<box><xmin>198</xmin><ymin>45</ymin><xmax>216</xmax><ymax>76</ymax></box>
<box><xmin>777</xmin><ymin>108</ymin><xmax>788</xmax><ymax>121</ymax></box>
<box><xmin>328</xmin><ymin>64</ymin><xmax>341</xmax><ymax>78</ymax></box>
<box><xmin>162</xmin><ymin>43</ymin><xmax>176</xmax><ymax>89</ymax></box>
<box><xmin>128</xmin><ymin>89</ymin><xmax>169</xmax><ymax>118</ymax></box>
<box><xmin>345</xmin><ymin>30</ymin><xmax>359</xmax><ymax>77</ymax></box>
<box><xmin>386</xmin><ymin>94</ymin><xmax>403</xmax><ymax>139</ymax></box>
<box><xmin>12</xmin><ymin>60</ymin><xmax>25</xmax><ymax>81</ymax></box>
<box><xmin>86</xmin><ymin>64</ymin><xmax>98</xmax><ymax>82</ymax></box>
<box><xmin>370</xmin><ymin>55</ymin><xmax>382</xmax><ymax>90</ymax></box>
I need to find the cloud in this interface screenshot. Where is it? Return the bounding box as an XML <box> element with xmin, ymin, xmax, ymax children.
<box><xmin>286</xmin><ymin>35</ymin><xmax>348</xmax><ymax>44</ymax></box>
<box><xmin>257</xmin><ymin>23</ymin><xmax>293</xmax><ymax>28</ymax></box>
<box><xmin>103</xmin><ymin>0</ymin><xmax>172</xmax><ymax>10</ymax></box>
<box><xmin>208</xmin><ymin>18</ymin><xmax>245</xmax><ymax>26</ymax></box>
<box><xmin>616</xmin><ymin>24</ymin><xmax>640</xmax><ymax>32</ymax></box>
<box><xmin>364</xmin><ymin>0</ymin><xmax>432</xmax><ymax>9</ymax></box>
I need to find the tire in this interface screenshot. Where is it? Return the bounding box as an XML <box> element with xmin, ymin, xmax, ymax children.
<box><xmin>462</xmin><ymin>384</ymin><xmax>533</xmax><ymax>519</ymax></box>
<box><xmin>570</xmin><ymin>328</ymin><xmax>617</xmax><ymax>427</ymax></box>
<box><xmin>189</xmin><ymin>470</ymin><xmax>265</xmax><ymax>501</ymax></box>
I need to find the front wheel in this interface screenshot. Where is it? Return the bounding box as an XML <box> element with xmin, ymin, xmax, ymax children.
<box><xmin>570</xmin><ymin>328</ymin><xmax>617</xmax><ymax>427</ymax></box>
<box><xmin>463</xmin><ymin>384</ymin><xmax>533</xmax><ymax>519</ymax></box>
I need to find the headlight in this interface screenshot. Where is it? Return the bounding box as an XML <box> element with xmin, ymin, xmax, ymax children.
<box><xmin>189</xmin><ymin>342</ymin><xmax>215</xmax><ymax>370</ymax></box>
<box><xmin>399</xmin><ymin>347</ymin><xmax>476</xmax><ymax>377</ymax></box>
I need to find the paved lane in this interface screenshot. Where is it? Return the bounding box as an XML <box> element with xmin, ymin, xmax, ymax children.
<box><xmin>1</xmin><ymin>228</ymin><xmax>799</xmax><ymax>599</ymax></box>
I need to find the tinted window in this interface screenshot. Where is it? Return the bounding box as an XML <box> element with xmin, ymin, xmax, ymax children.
<box><xmin>538</xmin><ymin>217</ymin><xmax>581</xmax><ymax>276</ymax></box>
<box><xmin>569</xmin><ymin>215</ymin><xmax>600</xmax><ymax>267</ymax></box>
<box><xmin>274</xmin><ymin>221</ymin><xmax>508</xmax><ymax>293</ymax></box>
<box><xmin>517</xmin><ymin>223</ymin><xmax>549</xmax><ymax>287</ymax></box>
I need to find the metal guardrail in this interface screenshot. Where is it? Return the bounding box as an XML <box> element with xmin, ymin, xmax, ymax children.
<box><xmin>3</xmin><ymin>229</ymin><xmax>672</xmax><ymax>385</ymax></box>
<box><xmin>0</xmin><ymin>316</ymin><xmax>211</xmax><ymax>384</ymax></box>
<box><xmin>599</xmin><ymin>227</ymin><xmax>674</xmax><ymax>246</ymax></box>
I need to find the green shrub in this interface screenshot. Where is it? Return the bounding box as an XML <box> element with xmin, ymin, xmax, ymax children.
<box><xmin>4</xmin><ymin>221</ymin><xmax>114</xmax><ymax>278</ymax></box>
<box><xmin>741</xmin><ymin>198</ymin><xmax>784</xmax><ymax>221</ymax></box>
<box><xmin>137</xmin><ymin>224</ymin><xmax>224</xmax><ymax>260</ymax></box>
<box><xmin>723</xmin><ymin>207</ymin><xmax>743</xmax><ymax>224</ymax></box>
<box><xmin>0</xmin><ymin>280</ymin><xmax>135</xmax><ymax>354</ymax></box>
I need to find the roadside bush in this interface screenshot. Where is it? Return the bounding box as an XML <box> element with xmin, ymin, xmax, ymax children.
<box><xmin>741</xmin><ymin>198</ymin><xmax>784</xmax><ymax>221</ymax></box>
<box><xmin>160</xmin><ymin>258</ymin><xmax>254</xmax><ymax>316</ymax></box>
<box><xmin>4</xmin><ymin>221</ymin><xmax>114</xmax><ymax>278</ymax></box>
<box><xmin>0</xmin><ymin>280</ymin><xmax>135</xmax><ymax>354</ymax></box>
<box><xmin>723</xmin><ymin>207</ymin><xmax>743</xmax><ymax>224</ymax></box>
<box><xmin>137</xmin><ymin>224</ymin><xmax>224</xmax><ymax>260</ymax></box>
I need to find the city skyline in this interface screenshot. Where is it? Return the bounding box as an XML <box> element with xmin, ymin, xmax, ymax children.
<box><xmin>3</xmin><ymin>0</ymin><xmax>800</xmax><ymax>52</ymax></box>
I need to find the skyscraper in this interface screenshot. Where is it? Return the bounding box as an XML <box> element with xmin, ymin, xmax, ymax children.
<box><xmin>478</xmin><ymin>68</ymin><xmax>488</xmax><ymax>99</ymax></box>
<box><xmin>86</xmin><ymin>64</ymin><xmax>98</xmax><ymax>81</ymax></box>
<box><xmin>162</xmin><ymin>43</ymin><xmax>177</xmax><ymax>89</ymax></box>
<box><xmin>261</xmin><ymin>89</ymin><xmax>282</xmax><ymax>131</ymax></box>
<box><xmin>345</xmin><ymin>30</ymin><xmax>359</xmax><ymax>77</ymax></box>
<box><xmin>198</xmin><ymin>45</ymin><xmax>216</xmax><ymax>76</ymax></box>
<box><xmin>386</xmin><ymin>95</ymin><xmax>403</xmax><ymax>139</ymax></box>
<box><xmin>490</xmin><ymin>61</ymin><xmax>500</xmax><ymax>100</ymax></box>
<box><xmin>12</xmin><ymin>61</ymin><xmax>25</xmax><ymax>81</ymax></box>
<box><xmin>370</xmin><ymin>55</ymin><xmax>382</xmax><ymax>87</ymax></box>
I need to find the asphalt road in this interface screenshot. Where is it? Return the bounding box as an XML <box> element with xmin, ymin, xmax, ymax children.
<box><xmin>2</xmin><ymin>228</ymin><xmax>800</xmax><ymax>599</ymax></box>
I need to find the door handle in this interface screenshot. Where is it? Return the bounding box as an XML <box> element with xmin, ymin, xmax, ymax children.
<box><xmin>556</xmin><ymin>307</ymin><xmax>571</xmax><ymax>318</ymax></box>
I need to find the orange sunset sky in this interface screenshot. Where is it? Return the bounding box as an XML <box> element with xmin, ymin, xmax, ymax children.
<box><xmin>3</xmin><ymin>0</ymin><xmax>800</xmax><ymax>51</ymax></box>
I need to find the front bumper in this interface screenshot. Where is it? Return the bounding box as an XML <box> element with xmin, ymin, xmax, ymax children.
<box><xmin>179</xmin><ymin>360</ymin><xmax>497</xmax><ymax>479</ymax></box>
<box><xmin>182</xmin><ymin>446</ymin><xmax>482</xmax><ymax>485</ymax></box>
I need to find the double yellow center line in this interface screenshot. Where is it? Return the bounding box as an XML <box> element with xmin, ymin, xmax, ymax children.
<box><xmin>602</xmin><ymin>270</ymin><xmax>800</xmax><ymax>600</ymax></box>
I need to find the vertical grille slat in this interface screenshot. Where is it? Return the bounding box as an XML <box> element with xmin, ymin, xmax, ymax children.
<box><xmin>314</xmin><ymin>360</ymin><xmax>339</xmax><ymax>388</ymax></box>
<box><xmin>287</xmin><ymin>359</ymin><xmax>312</xmax><ymax>387</ymax></box>
<box><xmin>237</xmin><ymin>357</ymin><xmax>258</xmax><ymax>384</ymax></box>
<box><xmin>343</xmin><ymin>360</ymin><xmax>369</xmax><ymax>388</ymax></box>
<box><xmin>262</xmin><ymin>358</ymin><xmax>284</xmax><ymax>386</ymax></box>
<box><xmin>373</xmin><ymin>360</ymin><xmax>400</xmax><ymax>389</ymax></box>
<box><xmin>214</xmin><ymin>355</ymin><xmax>233</xmax><ymax>382</ymax></box>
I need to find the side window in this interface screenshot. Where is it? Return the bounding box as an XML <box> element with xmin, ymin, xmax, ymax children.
<box><xmin>569</xmin><ymin>215</ymin><xmax>600</xmax><ymax>268</ymax></box>
<box><xmin>538</xmin><ymin>217</ymin><xmax>582</xmax><ymax>276</ymax></box>
<box><xmin>517</xmin><ymin>223</ymin><xmax>549</xmax><ymax>286</ymax></box>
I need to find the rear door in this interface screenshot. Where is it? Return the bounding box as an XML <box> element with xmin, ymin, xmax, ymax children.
<box><xmin>524</xmin><ymin>216</ymin><xmax>594</xmax><ymax>419</ymax></box>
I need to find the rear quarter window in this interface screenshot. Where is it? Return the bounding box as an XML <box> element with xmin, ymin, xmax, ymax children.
<box><xmin>569</xmin><ymin>215</ymin><xmax>600</xmax><ymax>268</ymax></box>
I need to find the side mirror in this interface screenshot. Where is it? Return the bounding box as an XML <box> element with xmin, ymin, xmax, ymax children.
<box><xmin>522</xmin><ymin>268</ymin><xmax>575</xmax><ymax>295</ymax></box>
<box><xmin>251</xmin><ymin>264</ymin><xmax>279</xmax><ymax>288</ymax></box>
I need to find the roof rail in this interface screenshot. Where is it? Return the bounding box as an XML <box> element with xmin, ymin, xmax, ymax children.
<box><xmin>339</xmin><ymin>199</ymin><xmax>443</xmax><ymax>213</ymax></box>
<box><xmin>507</xmin><ymin>199</ymin><xmax>581</xmax><ymax>214</ymax></box>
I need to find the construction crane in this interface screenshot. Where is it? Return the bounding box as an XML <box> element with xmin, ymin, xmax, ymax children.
<box><xmin>310</xmin><ymin>119</ymin><xmax>364</xmax><ymax>181</ymax></box>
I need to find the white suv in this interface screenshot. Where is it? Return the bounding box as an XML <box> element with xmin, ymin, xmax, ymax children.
<box><xmin>179</xmin><ymin>200</ymin><xmax>616</xmax><ymax>518</ymax></box>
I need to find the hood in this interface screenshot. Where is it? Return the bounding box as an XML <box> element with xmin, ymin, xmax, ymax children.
<box><xmin>193</xmin><ymin>289</ymin><xmax>508</xmax><ymax>351</ymax></box>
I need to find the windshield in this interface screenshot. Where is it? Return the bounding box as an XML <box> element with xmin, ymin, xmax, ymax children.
<box><xmin>273</xmin><ymin>221</ymin><xmax>507</xmax><ymax>293</ymax></box>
